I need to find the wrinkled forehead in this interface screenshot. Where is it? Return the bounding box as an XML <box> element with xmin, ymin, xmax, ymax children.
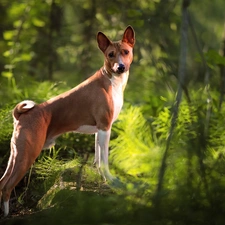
<box><xmin>106</xmin><ymin>41</ymin><xmax>133</xmax><ymax>53</ymax></box>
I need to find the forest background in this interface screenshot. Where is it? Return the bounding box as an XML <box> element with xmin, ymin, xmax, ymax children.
<box><xmin>1</xmin><ymin>0</ymin><xmax>225</xmax><ymax>224</ymax></box>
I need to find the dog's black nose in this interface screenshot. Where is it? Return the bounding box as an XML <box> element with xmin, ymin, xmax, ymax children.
<box><xmin>117</xmin><ymin>64</ymin><xmax>125</xmax><ymax>73</ymax></box>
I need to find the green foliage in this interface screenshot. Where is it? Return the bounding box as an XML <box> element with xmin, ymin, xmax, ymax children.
<box><xmin>109</xmin><ymin>98</ymin><xmax>225</xmax><ymax>223</ymax></box>
<box><xmin>1</xmin><ymin>0</ymin><xmax>225</xmax><ymax>224</ymax></box>
<box><xmin>35</xmin><ymin>148</ymin><xmax>64</xmax><ymax>182</ymax></box>
<box><xmin>0</xmin><ymin>75</ymin><xmax>70</xmax><ymax>106</ymax></box>
<box><xmin>33</xmin><ymin>147</ymin><xmax>100</xmax><ymax>198</ymax></box>
<box><xmin>0</xmin><ymin>106</ymin><xmax>12</xmax><ymax>163</ymax></box>
<box><xmin>111</xmin><ymin>106</ymin><xmax>160</xmax><ymax>179</ymax></box>
<box><xmin>196</xmin><ymin>49</ymin><xmax>225</xmax><ymax>69</ymax></box>
<box><xmin>0</xmin><ymin>106</ymin><xmax>12</xmax><ymax>141</ymax></box>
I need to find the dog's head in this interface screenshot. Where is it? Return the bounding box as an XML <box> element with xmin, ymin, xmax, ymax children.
<box><xmin>97</xmin><ymin>26</ymin><xmax>135</xmax><ymax>75</ymax></box>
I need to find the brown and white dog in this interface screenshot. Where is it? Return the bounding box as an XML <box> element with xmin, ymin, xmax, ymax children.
<box><xmin>0</xmin><ymin>26</ymin><xmax>135</xmax><ymax>216</ymax></box>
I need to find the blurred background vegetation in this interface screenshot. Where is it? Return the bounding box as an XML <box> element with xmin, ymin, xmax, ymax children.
<box><xmin>1</xmin><ymin>0</ymin><xmax>225</xmax><ymax>224</ymax></box>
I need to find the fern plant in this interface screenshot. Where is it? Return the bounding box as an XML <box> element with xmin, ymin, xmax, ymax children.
<box><xmin>110</xmin><ymin>106</ymin><xmax>162</xmax><ymax>191</ymax></box>
<box><xmin>109</xmin><ymin>99</ymin><xmax>225</xmax><ymax>202</ymax></box>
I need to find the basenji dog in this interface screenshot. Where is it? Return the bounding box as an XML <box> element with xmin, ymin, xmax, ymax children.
<box><xmin>0</xmin><ymin>26</ymin><xmax>135</xmax><ymax>216</ymax></box>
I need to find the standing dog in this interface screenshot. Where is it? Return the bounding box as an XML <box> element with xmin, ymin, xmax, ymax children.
<box><xmin>0</xmin><ymin>26</ymin><xmax>135</xmax><ymax>216</ymax></box>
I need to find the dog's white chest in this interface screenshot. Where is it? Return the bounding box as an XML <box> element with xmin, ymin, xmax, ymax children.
<box><xmin>75</xmin><ymin>125</ymin><xmax>98</xmax><ymax>134</ymax></box>
<box><xmin>111</xmin><ymin>87</ymin><xmax>123</xmax><ymax>122</ymax></box>
<box><xmin>110</xmin><ymin>72</ymin><xmax>129</xmax><ymax>122</ymax></box>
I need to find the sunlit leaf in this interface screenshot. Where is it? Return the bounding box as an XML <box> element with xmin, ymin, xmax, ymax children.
<box><xmin>13</xmin><ymin>20</ymin><xmax>22</xmax><ymax>28</ymax></box>
<box><xmin>32</xmin><ymin>18</ymin><xmax>45</xmax><ymax>27</ymax></box>
<box><xmin>21</xmin><ymin>53</ymin><xmax>32</xmax><ymax>61</ymax></box>
<box><xmin>3</xmin><ymin>50</ymin><xmax>11</xmax><ymax>57</ymax></box>
<box><xmin>3</xmin><ymin>30</ymin><xmax>14</xmax><ymax>40</ymax></box>
<box><xmin>1</xmin><ymin>71</ymin><xmax>13</xmax><ymax>79</ymax></box>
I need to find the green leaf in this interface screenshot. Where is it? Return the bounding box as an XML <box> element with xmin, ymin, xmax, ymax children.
<box><xmin>205</xmin><ymin>50</ymin><xmax>225</xmax><ymax>66</ymax></box>
<box><xmin>3</xmin><ymin>30</ymin><xmax>14</xmax><ymax>40</ymax></box>
<box><xmin>13</xmin><ymin>20</ymin><xmax>22</xmax><ymax>28</ymax></box>
<box><xmin>32</xmin><ymin>18</ymin><xmax>45</xmax><ymax>27</ymax></box>
<box><xmin>127</xmin><ymin>9</ymin><xmax>142</xmax><ymax>17</ymax></box>
<box><xmin>21</xmin><ymin>53</ymin><xmax>32</xmax><ymax>61</ymax></box>
<box><xmin>1</xmin><ymin>71</ymin><xmax>13</xmax><ymax>79</ymax></box>
<box><xmin>3</xmin><ymin>50</ymin><xmax>11</xmax><ymax>57</ymax></box>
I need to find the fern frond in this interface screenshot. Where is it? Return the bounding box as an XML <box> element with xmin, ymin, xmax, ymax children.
<box><xmin>110</xmin><ymin>106</ymin><xmax>161</xmax><ymax>177</ymax></box>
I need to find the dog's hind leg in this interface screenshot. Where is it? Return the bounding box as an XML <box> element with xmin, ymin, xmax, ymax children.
<box><xmin>2</xmin><ymin>155</ymin><xmax>35</xmax><ymax>216</ymax></box>
<box><xmin>1</xmin><ymin>137</ymin><xmax>43</xmax><ymax>216</ymax></box>
<box><xmin>0</xmin><ymin>141</ymin><xmax>18</xmax><ymax>216</ymax></box>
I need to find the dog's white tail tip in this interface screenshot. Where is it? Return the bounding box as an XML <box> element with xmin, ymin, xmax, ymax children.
<box><xmin>13</xmin><ymin>100</ymin><xmax>36</xmax><ymax>120</ymax></box>
<box><xmin>19</xmin><ymin>100</ymin><xmax>36</xmax><ymax>110</ymax></box>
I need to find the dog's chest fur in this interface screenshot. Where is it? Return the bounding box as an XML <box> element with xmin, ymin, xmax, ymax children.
<box><xmin>110</xmin><ymin>71</ymin><xmax>129</xmax><ymax>122</ymax></box>
<box><xmin>75</xmin><ymin>71</ymin><xmax>129</xmax><ymax>134</ymax></box>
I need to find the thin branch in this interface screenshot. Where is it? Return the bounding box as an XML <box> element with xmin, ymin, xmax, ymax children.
<box><xmin>48</xmin><ymin>0</ymin><xmax>55</xmax><ymax>80</ymax></box>
<box><xmin>153</xmin><ymin>0</ymin><xmax>190</xmax><ymax>209</ymax></box>
<box><xmin>14</xmin><ymin>5</ymin><xmax>31</xmax><ymax>45</ymax></box>
<box><xmin>188</xmin><ymin>13</ymin><xmax>212</xmax><ymax>138</ymax></box>
<box><xmin>188</xmin><ymin>13</ymin><xmax>210</xmax><ymax>84</ymax></box>
<box><xmin>185</xmin><ymin>8</ymin><xmax>212</xmax><ymax>205</ymax></box>
<box><xmin>219</xmin><ymin>21</ymin><xmax>225</xmax><ymax>110</ymax></box>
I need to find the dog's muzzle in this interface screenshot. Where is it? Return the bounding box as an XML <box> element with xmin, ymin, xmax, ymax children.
<box><xmin>117</xmin><ymin>64</ymin><xmax>125</xmax><ymax>74</ymax></box>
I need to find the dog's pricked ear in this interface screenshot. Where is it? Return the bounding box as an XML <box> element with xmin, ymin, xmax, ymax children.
<box><xmin>97</xmin><ymin>32</ymin><xmax>112</xmax><ymax>53</ymax></box>
<box><xmin>122</xmin><ymin>26</ymin><xmax>135</xmax><ymax>47</ymax></box>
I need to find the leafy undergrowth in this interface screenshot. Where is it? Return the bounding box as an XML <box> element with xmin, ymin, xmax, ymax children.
<box><xmin>3</xmin><ymin>105</ymin><xmax>225</xmax><ymax>225</ymax></box>
<box><xmin>0</xmin><ymin>192</ymin><xmax>150</xmax><ymax>225</ymax></box>
<box><xmin>1</xmin><ymin>154</ymin><xmax>225</xmax><ymax>225</ymax></box>
<box><xmin>0</xmin><ymin>159</ymin><xmax>151</xmax><ymax>225</ymax></box>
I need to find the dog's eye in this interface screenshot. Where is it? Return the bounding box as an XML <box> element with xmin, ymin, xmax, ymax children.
<box><xmin>123</xmin><ymin>49</ymin><xmax>129</xmax><ymax>55</ymax></box>
<box><xmin>108</xmin><ymin>52</ymin><xmax>114</xmax><ymax>58</ymax></box>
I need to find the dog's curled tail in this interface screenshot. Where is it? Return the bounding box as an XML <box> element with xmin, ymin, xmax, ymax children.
<box><xmin>13</xmin><ymin>100</ymin><xmax>36</xmax><ymax>120</ymax></box>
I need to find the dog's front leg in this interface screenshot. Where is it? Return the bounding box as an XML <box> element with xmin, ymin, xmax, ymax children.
<box><xmin>96</xmin><ymin>129</ymin><xmax>115</xmax><ymax>182</ymax></box>
<box><xmin>94</xmin><ymin>133</ymin><xmax>100</xmax><ymax>166</ymax></box>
